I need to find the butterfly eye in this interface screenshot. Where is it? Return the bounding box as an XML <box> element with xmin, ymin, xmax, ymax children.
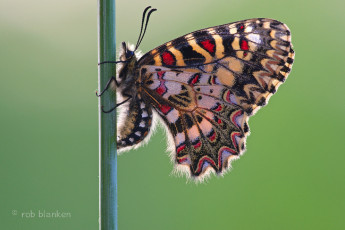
<box><xmin>126</xmin><ymin>50</ymin><xmax>134</xmax><ymax>59</ymax></box>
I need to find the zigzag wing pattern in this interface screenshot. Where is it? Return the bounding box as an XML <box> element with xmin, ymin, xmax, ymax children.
<box><xmin>140</xmin><ymin>67</ymin><xmax>250</xmax><ymax>177</ymax></box>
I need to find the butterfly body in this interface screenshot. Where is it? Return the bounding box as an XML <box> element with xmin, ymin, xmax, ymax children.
<box><xmin>116</xmin><ymin>18</ymin><xmax>294</xmax><ymax>180</ymax></box>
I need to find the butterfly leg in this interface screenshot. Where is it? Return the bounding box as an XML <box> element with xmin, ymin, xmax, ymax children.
<box><xmin>116</xmin><ymin>94</ymin><xmax>132</xmax><ymax>107</ymax></box>
<box><xmin>96</xmin><ymin>76</ymin><xmax>119</xmax><ymax>97</ymax></box>
<box><xmin>101</xmin><ymin>93</ymin><xmax>132</xmax><ymax>113</ymax></box>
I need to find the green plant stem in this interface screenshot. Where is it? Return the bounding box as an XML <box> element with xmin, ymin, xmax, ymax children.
<box><xmin>98</xmin><ymin>0</ymin><xmax>117</xmax><ymax>230</ymax></box>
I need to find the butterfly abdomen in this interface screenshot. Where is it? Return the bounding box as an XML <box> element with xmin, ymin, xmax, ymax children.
<box><xmin>117</xmin><ymin>97</ymin><xmax>153</xmax><ymax>150</ymax></box>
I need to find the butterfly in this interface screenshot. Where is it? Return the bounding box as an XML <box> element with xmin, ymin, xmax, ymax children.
<box><xmin>99</xmin><ymin>6</ymin><xmax>294</xmax><ymax>181</ymax></box>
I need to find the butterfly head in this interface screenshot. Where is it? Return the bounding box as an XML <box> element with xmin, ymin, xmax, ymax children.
<box><xmin>121</xmin><ymin>42</ymin><xmax>135</xmax><ymax>60</ymax></box>
<box><xmin>118</xmin><ymin>42</ymin><xmax>139</xmax><ymax>79</ymax></box>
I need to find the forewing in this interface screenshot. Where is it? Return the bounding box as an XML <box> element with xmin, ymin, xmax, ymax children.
<box><xmin>139</xmin><ymin>18</ymin><xmax>294</xmax><ymax>115</ymax></box>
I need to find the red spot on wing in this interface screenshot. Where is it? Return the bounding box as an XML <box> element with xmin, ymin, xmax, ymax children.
<box><xmin>178</xmin><ymin>156</ymin><xmax>188</xmax><ymax>163</ymax></box>
<box><xmin>156</xmin><ymin>86</ymin><xmax>165</xmax><ymax>96</ymax></box>
<box><xmin>241</xmin><ymin>40</ymin><xmax>249</xmax><ymax>51</ymax></box>
<box><xmin>189</xmin><ymin>74</ymin><xmax>200</xmax><ymax>86</ymax></box>
<box><xmin>177</xmin><ymin>144</ymin><xmax>186</xmax><ymax>154</ymax></box>
<box><xmin>231</xmin><ymin>132</ymin><xmax>242</xmax><ymax>150</ymax></box>
<box><xmin>225</xmin><ymin>91</ymin><xmax>238</xmax><ymax>105</ymax></box>
<box><xmin>213</xmin><ymin>104</ymin><xmax>223</xmax><ymax>112</ymax></box>
<box><xmin>196</xmin><ymin>156</ymin><xmax>217</xmax><ymax>173</ymax></box>
<box><xmin>231</xmin><ymin>110</ymin><xmax>243</xmax><ymax>129</ymax></box>
<box><xmin>225</xmin><ymin>90</ymin><xmax>231</xmax><ymax>103</ymax></box>
<box><xmin>158</xmin><ymin>104</ymin><xmax>172</xmax><ymax>114</ymax></box>
<box><xmin>162</xmin><ymin>52</ymin><xmax>175</xmax><ymax>65</ymax></box>
<box><xmin>239</xmin><ymin>25</ymin><xmax>244</xmax><ymax>30</ymax></box>
<box><xmin>209</xmin><ymin>131</ymin><xmax>216</xmax><ymax>141</ymax></box>
<box><xmin>157</xmin><ymin>71</ymin><xmax>165</xmax><ymax>78</ymax></box>
<box><xmin>193</xmin><ymin>141</ymin><xmax>201</xmax><ymax>149</ymax></box>
<box><xmin>200</xmin><ymin>40</ymin><xmax>215</xmax><ymax>53</ymax></box>
<box><xmin>216</xmin><ymin>117</ymin><xmax>222</xmax><ymax>124</ymax></box>
<box><xmin>155</xmin><ymin>80</ymin><xmax>167</xmax><ymax>96</ymax></box>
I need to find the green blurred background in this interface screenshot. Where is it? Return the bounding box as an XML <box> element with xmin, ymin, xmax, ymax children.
<box><xmin>1</xmin><ymin>0</ymin><xmax>344</xmax><ymax>229</ymax></box>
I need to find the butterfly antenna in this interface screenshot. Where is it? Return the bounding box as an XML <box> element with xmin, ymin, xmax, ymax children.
<box><xmin>134</xmin><ymin>7</ymin><xmax>157</xmax><ymax>51</ymax></box>
<box><xmin>99</xmin><ymin>7</ymin><xmax>156</xmax><ymax>65</ymax></box>
<box><xmin>134</xmin><ymin>6</ymin><xmax>152</xmax><ymax>50</ymax></box>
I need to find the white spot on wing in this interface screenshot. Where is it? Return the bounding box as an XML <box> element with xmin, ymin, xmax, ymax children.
<box><xmin>175</xmin><ymin>132</ymin><xmax>185</xmax><ymax>146</ymax></box>
<box><xmin>166</xmin><ymin>109</ymin><xmax>179</xmax><ymax>123</ymax></box>
<box><xmin>142</xmin><ymin>111</ymin><xmax>148</xmax><ymax>118</ymax></box>
<box><xmin>230</xmin><ymin>27</ymin><xmax>237</xmax><ymax>34</ymax></box>
<box><xmin>247</xmin><ymin>34</ymin><xmax>262</xmax><ymax>44</ymax></box>
<box><xmin>198</xmin><ymin>118</ymin><xmax>212</xmax><ymax>136</ymax></box>
<box><xmin>230</xmin><ymin>94</ymin><xmax>238</xmax><ymax>104</ymax></box>
<box><xmin>244</xmin><ymin>26</ymin><xmax>253</xmax><ymax>33</ymax></box>
<box><xmin>188</xmin><ymin>125</ymin><xmax>200</xmax><ymax>141</ymax></box>
<box><xmin>235</xmin><ymin>113</ymin><xmax>244</xmax><ymax>128</ymax></box>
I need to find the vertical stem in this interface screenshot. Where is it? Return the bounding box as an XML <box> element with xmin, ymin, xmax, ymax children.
<box><xmin>98</xmin><ymin>0</ymin><xmax>117</xmax><ymax>230</ymax></box>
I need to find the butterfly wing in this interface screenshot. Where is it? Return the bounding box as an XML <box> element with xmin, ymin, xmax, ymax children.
<box><xmin>140</xmin><ymin>66</ymin><xmax>250</xmax><ymax>177</ymax></box>
<box><xmin>139</xmin><ymin>18</ymin><xmax>294</xmax><ymax>114</ymax></box>
<box><xmin>137</xmin><ymin>18</ymin><xmax>294</xmax><ymax>179</ymax></box>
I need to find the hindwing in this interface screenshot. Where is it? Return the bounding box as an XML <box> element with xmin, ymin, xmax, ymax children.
<box><xmin>138</xmin><ymin>67</ymin><xmax>248</xmax><ymax>177</ymax></box>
